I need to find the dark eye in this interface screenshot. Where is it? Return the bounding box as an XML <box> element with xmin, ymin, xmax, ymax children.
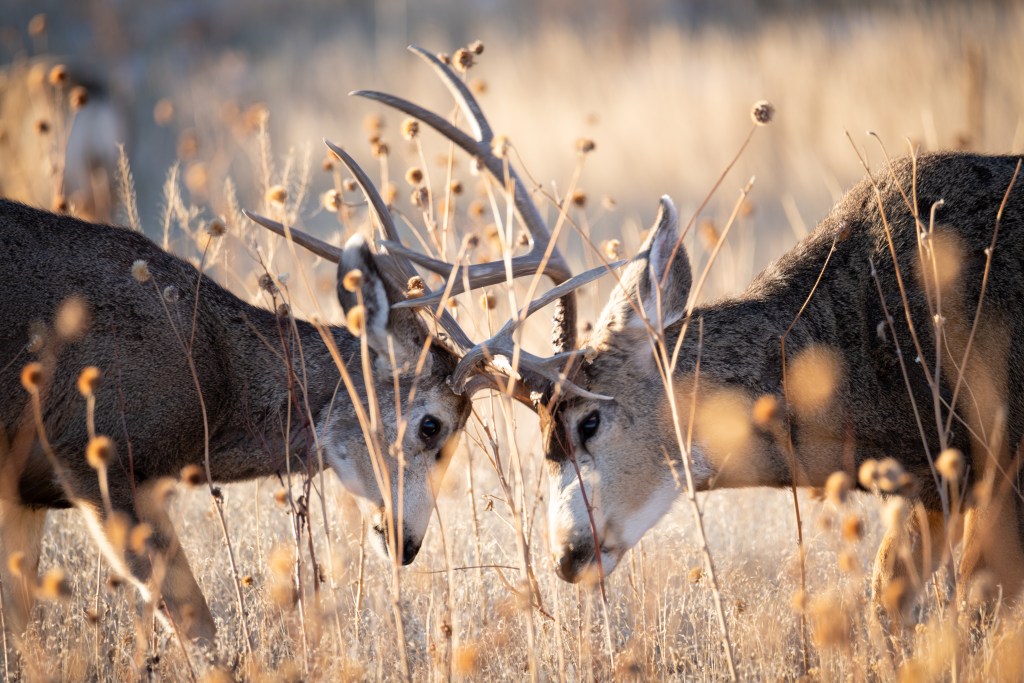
<box><xmin>578</xmin><ymin>411</ymin><xmax>600</xmax><ymax>443</ymax></box>
<box><xmin>419</xmin><ymin>415</ymin><xmax>442</xmax><ymax>442</ymax></box>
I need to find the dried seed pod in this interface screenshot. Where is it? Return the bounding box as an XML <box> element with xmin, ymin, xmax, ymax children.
<box><xmin>751</xmin><ymin>100</ymin><xmax>775</xmax><ymax>126</ymax></box>
<box><xmin>77</xmin><ymin>366</ymin><xmax>102</xmax><ymax>397</ymax></box>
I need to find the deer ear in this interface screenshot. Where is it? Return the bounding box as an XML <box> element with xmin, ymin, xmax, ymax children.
<box><xmin>337</xmin><ymin>233</ymin><xmax>422</xmax><ymax>370</ymax></box>
<box><xmin>641</xmin><ymin>196</ymin><xmax>691</xmax><ymax>328</ymax></box>
<box><xmin>593</xmin><ymin>196</ymin><xmax>691</xmax><ymax>339</ymax></box>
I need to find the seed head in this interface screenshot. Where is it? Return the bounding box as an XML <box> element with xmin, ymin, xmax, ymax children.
<box><xmin>570</xmin><ymin>189</ymin><xmax>587</xmax><ymax>208</ymax></box>
<box><xmin>405</xmin><ymin>167</ymin><xmax>424</xmax><ymax>186</ymax></box>
<box><xmin>163</xmin><ymin>285</ymin><xmax>180</xmax><ymax>303</ymax></box>
<box><xmin>857</xmin><ymin>459</ymin><xmax>878</xmax><ymax>489</ymax></box>
<box><xmin>346</xmin><ymin>305</ymin><xmax>366</xmax><ymax>336</ymax></box>
<box><xmin>463</xmin><ymin>233</ymin><xmax>480</xmax><ymax>249</ymax></box>
<box><xmin>266</xmin><ymin>185</ymin><xmax>288</xmax><ymax>206</ymax></box>
<box><xmin>877</xmin><ymin>457</ymin><xmax>912</xmax><ymax>494</ymax></box>
<box><xmin>48</xmin><ymin>65</ymin><xmax>69</xmax><ymax>87</ymax></box>
<box><xmin>480</xmin><ymin>292</ymin><xmax>496</xmax><ymax>310</ymax></box>
<box><xmin>86</xmin><ymin>436</ymin><xmax>114</xmax><ymax>469</ymax></box>
<box><xmin>492</xmin><ymin>135</ymin><xmax>510</xmax><ymax>158</ymax></box>
<box><xmin>27</xmin><ymin>13</ymin><xmax>46</xmax><ymax>37</ymax></box>
<box><xmin>69</xmin><ymin>86</ymin><xmax>88</xmax><ymax>110</ymax></box>
<box><xmin>322</xmin><ymin>189</ymin><xmax>342</xmax><ymax>212</ymax></box>
<box><xmin>241</xmin><ymin>575</ymin><xmax>255</xmax><ymax>587</ymax></box>
<box><xmin>752</xmin><ymin>394</ymin><xmax>779</xmax><ymax>428</ymax></box>
<box><xmin>371</xmin><ymin>140</ymin><xmax>389</xmax><ymax>159</ymax></box>
<box><xmin>21</xmin><ymin>362</ymin><xmax>43</xmax><ymax>393</ymax></box>
<box><xmin>576</xmin><ymin>137</ymin><xmax>596</xmax><ymax>154</ymax></box>
<box><xmin>273</xmin><ymin>488</ymin><xmax>288</xmax><ymax>507</ymax></box>
<box><xmin>825</xmin><ymin>471</ymin><xmax>852</xmax><ymax>505</ymax></box>
<box><xmin>936</xmin><ymin>448</ymin><xmax>965</xmax><ymax>481</ymax></box>
<box><xmin>449</xmin><ymin>179</ymin><xmax>464</xmax><ymax>195</ymax></box>
<box><xmin>751</xmin><ymin>100</ymin><xmax>775</xmax><ymax>126</ymax></box>
<box><xmin>687</xmin><ymin>566</ymin><xmax>703</xmax><ymax>584</ymax></box>
<box><xmin>400</xmin><ymin>118</ymin><xmax>419</xmax><ymax>141</ymax></box>
<box><xmin>437</xmin><ymin>52</ymin><xmax>451</xmax><ymax>65</ymax></box>
<box><xmin>342</xmin><ymin>269</ymin><xmax>363</xmax><ymax>293</ymax></box>
<box><xmin>37</xmin><ymin>568</ymin><xmax>70</xmax><ymax>601</ymax></box>
<box><xmin>602</xmin><ymin>239</ymin><xmax>622</xmax><ymax>260</ymax></box>
<box><xmin>453</xmin><ymin>48</ymin><xmax>474</xmax><ymax>73</ymax></box>
<box><xmin>131</xmin><ymin>260</ymin><xmax>151</xmax><ymax>283</ymax></box>
<box><xmin>258</xmin><ymin>273</ymin><xmax>276</xmax><ymax>294</ymax></box>
<box><xmin>77</xmin><ymin>366</ymin><xmax>102</xmax><ymax>397</ymax></box>
<box><xmin>276</xmin><ymin>303</ymin><xmax>290</xmax><ymax>319</ymax></box>
<box><xmin>363</xmin><ymin>113</ymin><xmax>384</xmax><ymax>137</ymax></box>
<box><xmin>342</xmin><ymin>178</ymin><xmax>358</xmax><ymax>193</ymax></box>
<box><xmin>129</xmin><ymin>523</ymin><xmax>153</xmax><ymax>555</ymax></box>
<box><xmin>841</xmin><ymin>515</ymin><xmax>863</xmax><ymax>542</ymax></box>
<box><xmin>181</xmin><ymin>464</ymin><xmax>205</xmax><ymax>486</ymax></box>
<box><xmin>153</xmin><ymin>98</ymin><xmax>174</xmax><ymax>126</ymax></box>
<box><xmin>467</xmin><ymin>200</ymin><xmax>486</xmax><ymax>220</ymax></box>
<box><xmin>408</xmin><ymin>187</ymin><xmax>428</xmax><ymax>209</ymax></box>
<box><xmin>321</xmin><ymin>155</ymin><xmax>335</xmax><ymax>172</ymax></box>
<box><xmin>206</xmin><ymin>218</ymin><xmax>226</xmax><ymax>238</ymax></box>
<box><xmin>468</xmin><ymin>39</ymin><xmax>485</xmax><ymax>55</ymax></box>
<box><xmin>406</xmin><ymin>276</ymin><xmax>425</xmax><ymax>298</ymax></box>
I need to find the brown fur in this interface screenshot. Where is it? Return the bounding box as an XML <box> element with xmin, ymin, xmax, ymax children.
<box><xmin>545</xmin><ymin>152</ymin><xmax>1024</xmax><ymax>617</ymax></box>
<box><xmin>0</xmin><ymin>200</ymin><xmax>471</xmax><ymax>643</ymax></box>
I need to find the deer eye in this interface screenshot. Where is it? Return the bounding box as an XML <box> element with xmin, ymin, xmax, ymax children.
<box><xmin>419</xmin><ymin>415</ymin><xmax>442</xmax><ymax>442</ymax></box>
<box><xmin>578</xmin><ymin>411</ymin><xmax>600</xmax><ymax>443</ymax></box>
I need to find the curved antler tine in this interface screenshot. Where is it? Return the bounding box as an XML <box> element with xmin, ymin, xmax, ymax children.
<box><xmin>352</xmin><ymin>90</ymin><xmax>483</xmax><ymax>160</ymax></box>
<box><xmin>451</xmin><ymin>343</ymin><xmax>609</xmax><ymax>401</ymax></box>
<box><xmin>506</xmin><ymin>260</ymin><xmax>627</xmax><ymax>333</ymax></box>
<box><xmin>323</xmin><ymin>140</ymin><xmax>403</xmax><ymax>248</ymax></box>
<box><xmin>242</xmin><ymin>210</ymin><xmax>343</xmax><ymax>262</ymax></box>
<box><xmin>407</xmin><ymin>45</ymin><xmax>493</xmax><ymax>144</ymax></box>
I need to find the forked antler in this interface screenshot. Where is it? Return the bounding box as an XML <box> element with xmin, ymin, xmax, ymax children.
<box><xmin>246</xmin><ymin>45</ymin><xmax>626</xmax><ymax>403</ymax></box>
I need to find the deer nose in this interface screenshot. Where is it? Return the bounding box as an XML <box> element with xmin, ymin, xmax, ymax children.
<box><xmin>554</xmin><ymin>545</ymin><xmax>594</xmax><ymax>583</ymax></box>
<box><xmin>401</xmin><ymin>537</ymin><xmax>422</xmax><ymax>565</ymax></box>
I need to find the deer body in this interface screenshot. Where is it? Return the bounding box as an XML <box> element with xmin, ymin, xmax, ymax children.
<box><xmin>0</xmin><ymin>199</ymin><xmax>470</xmax><ymax>643</ymax></box>
<box><xmin>546</xmin><ymin>152</ymin><xmax>1024</xmax><ymax>613</ymax></box>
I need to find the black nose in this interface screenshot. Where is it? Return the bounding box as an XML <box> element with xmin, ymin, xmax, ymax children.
<box><xmin>401</xmin><ymin>537</ymin><xmax>421</xmax><ymax>565</ymax></box>
<box><xmin>554</xmin><ymin>545</ymin><xmax>594</xmax><ymax>583</ymax></box>
<box><xmin>375</xmin><ymin>524</ymin><xmax>421</xmax><ymax>565</ymax></box>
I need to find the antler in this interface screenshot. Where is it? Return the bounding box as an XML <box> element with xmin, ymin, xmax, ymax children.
<box><xmin>246</xmin><ymin>45</ymin><xmax>626</xmax><ymax>403</ymax></box>
<box><xmin>243</xmin><ymin>145</ymin><xmax>475</xmax><ymax>353</ymax></box>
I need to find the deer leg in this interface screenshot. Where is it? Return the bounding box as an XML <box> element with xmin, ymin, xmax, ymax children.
<box><xmin>871</xmin><ymin>504</ymin><xmax>949</xmax><ymax>626</ymax></box>
<box><xmin>0</xmin><ymin>501</ymin><xmax>47</xmax><ymax>639</ymax></box>
<box><xmin>78</xmin><ymin>487</ymin><xmax>216</xmax><ymax>647</ymax></box>
<box><xmin>958</xmin><ymin>491</ymin><xmax>1024</xmax><ymax>612</ymax></box>
<box><xmin>131</xmin><ymin>481</ymin><xmax>216</xmax><ymax>645</ymax></box>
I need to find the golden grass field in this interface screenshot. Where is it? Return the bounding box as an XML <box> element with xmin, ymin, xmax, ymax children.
<box><xmin>4</xmin><ymin>1</ymin><xmax>1024</xmax><ymax>680</ymax></box>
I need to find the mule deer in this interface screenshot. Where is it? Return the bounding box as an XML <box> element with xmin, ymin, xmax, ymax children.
<box><xmin>0</xmin><ymin>44</ymin><xmax>613</xmax><ymax>646</ymax></box>
<box><xmin>540</xmin><ymin>152</ymin><xmax>1024</xmax><ymax>620</ymax></box>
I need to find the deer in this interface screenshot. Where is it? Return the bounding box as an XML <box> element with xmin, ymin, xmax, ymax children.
<box><xmin>0</xmin><ymin>46</ymin><xmax>615</xmax><ymax>647</ymax></box>
<box><xmin>535</xmin><ymin>151</ymin><xmax>1024</xmax><ymax>624</ymax></box>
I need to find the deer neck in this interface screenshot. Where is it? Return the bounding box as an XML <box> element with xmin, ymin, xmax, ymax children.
<box><xmin>205</xmin><ymin>304</ymin><xmax>361</xmax><ymax>482</ymax></box>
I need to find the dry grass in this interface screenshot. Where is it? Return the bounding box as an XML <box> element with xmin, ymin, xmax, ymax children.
<box><xmin>5</xmin><ymin>3</ymin><xmax>1024</xmax><ymax>680</ymax></box>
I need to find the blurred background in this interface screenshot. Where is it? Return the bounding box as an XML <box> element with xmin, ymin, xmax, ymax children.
<box><xmin>3</xmin><ymin>2</ymin><xmax>1024</xmax><ymax>677</ymax></box>
<box><xmin>2</xmin><ymin>0</ymin><xmax>1021</xmax><ymax>300</ymax></box>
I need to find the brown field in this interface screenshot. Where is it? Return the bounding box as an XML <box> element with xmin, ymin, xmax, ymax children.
<box><xmin>3</xmin><ymin>1</ymin><xmax>1024</xmax><ymax>680</ymax></box>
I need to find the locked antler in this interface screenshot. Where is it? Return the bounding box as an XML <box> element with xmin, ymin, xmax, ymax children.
<box><xmin>246</xmin><ymin>45</ymin><xmax>626</xmax><ymax>403</ymax></box>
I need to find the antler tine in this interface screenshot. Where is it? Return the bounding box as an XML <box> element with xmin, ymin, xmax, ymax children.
<box><xmin>448</xmin><ymin>260</ymin><xmax>627</xmax><ymax>400</ymax></box>
<box><xmin>407</xmin><ymin>45</ymin><xmax>493</xmax><ymax>144</ymax></box>
<box><xmin>323</xmin><ymin>139</ymin><xmax>477</xmax><ymax>353</ymax></box>
<box><xmin>243</xmin><ymin>210</ymin><xmax>343</xmax><ymax>262</ymax></box>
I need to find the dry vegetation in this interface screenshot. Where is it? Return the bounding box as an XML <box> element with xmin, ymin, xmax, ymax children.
<box><xmin>3</xmin><ymin>2</ymin><xmax>1024</xmax><ymax>680</ymax></box>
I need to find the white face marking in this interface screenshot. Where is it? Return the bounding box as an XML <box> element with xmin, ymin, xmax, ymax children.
<box><xmin>548</xmin><ymin>462</ymin><xmax>602</xmax><ymax>552</ymax></box>
<box><xmin>608</xmin><ymin>476</ymin><xmax>680</xmax><ymax>553</ymax></box>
